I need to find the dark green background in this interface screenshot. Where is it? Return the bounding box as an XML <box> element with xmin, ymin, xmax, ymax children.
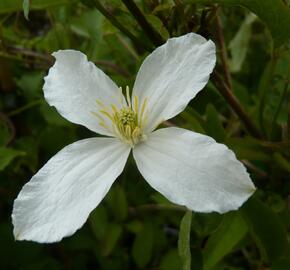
<box><xmin>0</xmin><ymin>0</ymin><xmax>290</xmax><ymax>269</ymax></box>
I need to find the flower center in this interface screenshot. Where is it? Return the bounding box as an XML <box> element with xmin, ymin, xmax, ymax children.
<box><xmin>92</xmin><ymin>86</ymin><xmax>148</xmax><ymax>146</ymax></box>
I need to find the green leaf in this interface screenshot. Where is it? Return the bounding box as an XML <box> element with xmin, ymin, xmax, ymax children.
<box><xmin>178</xmin><ymin>210</ymin><xmax>192</xmax><ymax>270</ymax></box>
<box><xmin>205</xmin><ymin>104</ymin><xmax>226</xmax><ymax>142</ymax></box>
<box><xmin>0</xmin><ymin>0</ymin><xmax>71</xmax><ymax>14</ymax></box>
<box><xmin>229</xmin><ymin>13</ymin><xmax>256</xmax><ymax>72</ymax></box>
<box><xmin>16</xmin><ymin>72</ymin><xmax>44</xmax><ymax>100</ymax></box>
<box><xmin>192</xmin><ymin>212</ymin><xmax>223</xmax><ymax>237</ymax></box>
<box><xmin>241</xmin><ymin>198</ymin><xmax>288</xmax><ymax>262</ymax></box>
<box><xmin>106</xmin><ymin>185</ymin><xmax>128</xmax><ymax>222</ymax></box>
<box><xmin>145</xmin><ymin>14</ymin><xmax>169</xmax><ymax>40</ymax></box>
<box><xmin>0</xmin><ymin>118</ymin><xmax>12</xmax><ymax>146</ymax></box>
<box><xmin>89</xmin><ymin>206</ymin><xmax>108</xmax><ymax>240</ymax></box>
<box><xmin>225</xmin><ymin>137</ymin><xmax>270</xmax><ymax>162</ymax></box>
<box><xmin>132</xmin><ymin>223</ymin><xmax>154</xmax><ymax>268</ymax></box>
<box><xmin>160</xmin><ymin>249</ymin><xmax>181</xmax><ymax>270</ymax></box>
<box><xmin>22</xmin><ymin>0</ymin><xmax>29</xmax><ymax>20</ymax></box>
<box><xmin>101</xmin><ymin>223</ymin><xmax>123</xmax><ymax>256</ymax></box>
<box><xmin>40</xmin><ymin>103</ymin><xmax>71</xmax><ymax>127</ymax></box>
<box><xmin>191</xmin><ymin>248</ymin><xmax>203</xmax><ymax>270</ymax></box>
<box><xmin>271</xmin><ymin>258</ymin><xmax>290</xmax><ymax>270</ymax></box>
<box><xmin>273</xmin><ymin>152</ymin><xmax>290</xmax><ymax>172</ymax></box>
<box><xmin>188</xmin><ymin>0</ymin><xmax>290</xmax><ymax>47</ymax></box>
<box><xmin>0</xmin><ymin>146</ymin><xmax>25</xmax><ymax>171</ymax></box>
<box><xmin>203</xmin><ymin>212</ymin><xmax>248</xmax><ymax>270</ymax></box>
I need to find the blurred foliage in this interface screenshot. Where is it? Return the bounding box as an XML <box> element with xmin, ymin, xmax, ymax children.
<box><xmin>0</xmin><ymin>0</ymin><xmax>290</xmax><ymax>269</ymax></box>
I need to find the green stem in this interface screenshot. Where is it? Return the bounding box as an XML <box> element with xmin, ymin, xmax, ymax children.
<box><xmin>7</xmin><ymin>99</ymin><xmax>43</xmax><ymax>117</ymax></box>
<box><xmin>212</xmin><ymin>71</ymin><xmax>263</xmax><ymax>139</ymax></box>
<box><xmin>5</xmin><ymin>46</ymin><xmax>131</xmax><ymax>78</ymax></box>
<box><xmin>178</xmin><ymin>210</ymin><xmax>192</xmax><ymax>270</ymax></box>
<box><xmin>121</xmin><ymin>0</ymin><xmax>164</xmax><ymax>47</ymax></box>
<box><xmin>91</xmin><ymin>0</ymin><xmax>152</xmax><ymax>51</ymax></box>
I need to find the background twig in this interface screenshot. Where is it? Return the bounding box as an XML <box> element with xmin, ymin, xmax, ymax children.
<box><xmin>121</xmin><ymin>0</ymin><xmax>164</xmax><ymax>46</ymax></box>
<box><xmin>211</xmin><ymin>71</ymin><xmax>263</xmax><ymax>139</ymax></box>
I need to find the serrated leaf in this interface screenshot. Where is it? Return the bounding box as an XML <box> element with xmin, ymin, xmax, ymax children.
<box><xmin>203</xmin><ymin>212</ymin><xmax>248</xmax><ymax>270</ymax></box>
<box><xmin>188</xmin><ymin>0</ymin><xmax>290</xmax><ymax>47</ymax></box>
<box><xmin>241</xmin><ymin>198</ymin><xmax>288</xmax><ymax>262</ymax></box>
<box><xmin>178</xmin><ymin>210</ymin><xmax>192</xmax><ymax>270</ymax></box>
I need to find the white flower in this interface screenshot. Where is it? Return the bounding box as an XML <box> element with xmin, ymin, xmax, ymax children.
<box><xmin>12</xmin><ymin>33</ymin><xmax>256</xmax><ymax>243</ymax></box>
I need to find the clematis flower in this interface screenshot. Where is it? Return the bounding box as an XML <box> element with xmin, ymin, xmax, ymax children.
<box><xmin>12</xmin><ymin>33</ymin><xmax>255</xmax><ymax>243</ymax></box>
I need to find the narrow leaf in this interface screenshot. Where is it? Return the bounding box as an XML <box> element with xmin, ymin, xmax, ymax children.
<box><xmin>22</xmin><ymin>0</ymin><xmax>29</xmax><ymax>20</ymax></box>
<box><xmin>229</xmin><ymin>13</ymin><xmax>256</xmax><ymax>72</ymax></box>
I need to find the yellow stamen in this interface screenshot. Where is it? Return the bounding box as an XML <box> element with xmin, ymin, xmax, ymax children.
<box><xmin>100</xmin><ymin>110</ymin><xmax>114</xmax><ymax>121</ymax></box>
<box><xmin>111</xmin><ymin>104</ymin><xmax>118</xmax><ymax>114</ymax></box>
<box><xmin>133</xmin><ymin>95</ymin><xmax>139</xmax><ymax>114</ymax></box>
<box><xmin>92</xmin><ymin>86</ymin><xmax>148</xmax><ymax>146</ymax></box>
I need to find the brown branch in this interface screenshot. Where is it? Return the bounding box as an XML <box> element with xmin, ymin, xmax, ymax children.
<box><xmin>0</xmin><ymin>57</ymin><xmax>14</xmax><ymax>92</ymax></box>
<box><xmin>121</xmin><ymin>0</ymin><xmax>164</xmax><ymax>47</ymax></box>
<box><xmin>91</xmin><ymin>0</ymin><xmax>152</xmax><ymax>51</ymax></box>
<box><xmin>211</xmin><ymin>71</ymin><xmax>263</xmax><ymax>139</ymax></box>
<box><xmin>7</xmin><ymin>47</ymin><xmax>131</xmax><ymax>78</ymax></box>
<box><xmin>242</xmin><ymin>160</ymin><xmax>268</xmax><ymax>179</ymax></box>
<box><xmin>8</xmin><ymin>47</ymin><xmax>53</xmax><ymax>63</ymax></box>
<box><xmin>94</xmin><ymin>60</ymin><xmax>131</xmax><ymax>78</ymax></box>
<box><xmin>288</xmin><ymin>101</ymin><xmax>290</xmax><ymax>140</ymax></box>
<box><xmin>214</xmin><ymin>9</ymin><xmax>232</xmax><ymax>91</ymax></box>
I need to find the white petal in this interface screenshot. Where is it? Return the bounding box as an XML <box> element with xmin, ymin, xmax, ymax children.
<box><xmin>132</xmin><ymin>33</ymin><xmax>216</xmax><ymax>133</ymax></box>
<box><xmin>12</xmin><ymin>138</ymin><xmax>130</xmax><ymax>243</ymax></box>
<box><xmin>44</xmin><ymin>50</ymin><xmax>125</xmax><ymax>136</ymax></box>
<box><xmin>133</xmin><ymin>127</ymin><xmax>255</xmax><ymax>213</ymax></box>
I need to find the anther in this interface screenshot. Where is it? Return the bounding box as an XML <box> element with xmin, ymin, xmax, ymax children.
<box><xmin>92</xmin><ymin>87</ymin><xmax>149</xmax><ymax>146</ymax></box>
